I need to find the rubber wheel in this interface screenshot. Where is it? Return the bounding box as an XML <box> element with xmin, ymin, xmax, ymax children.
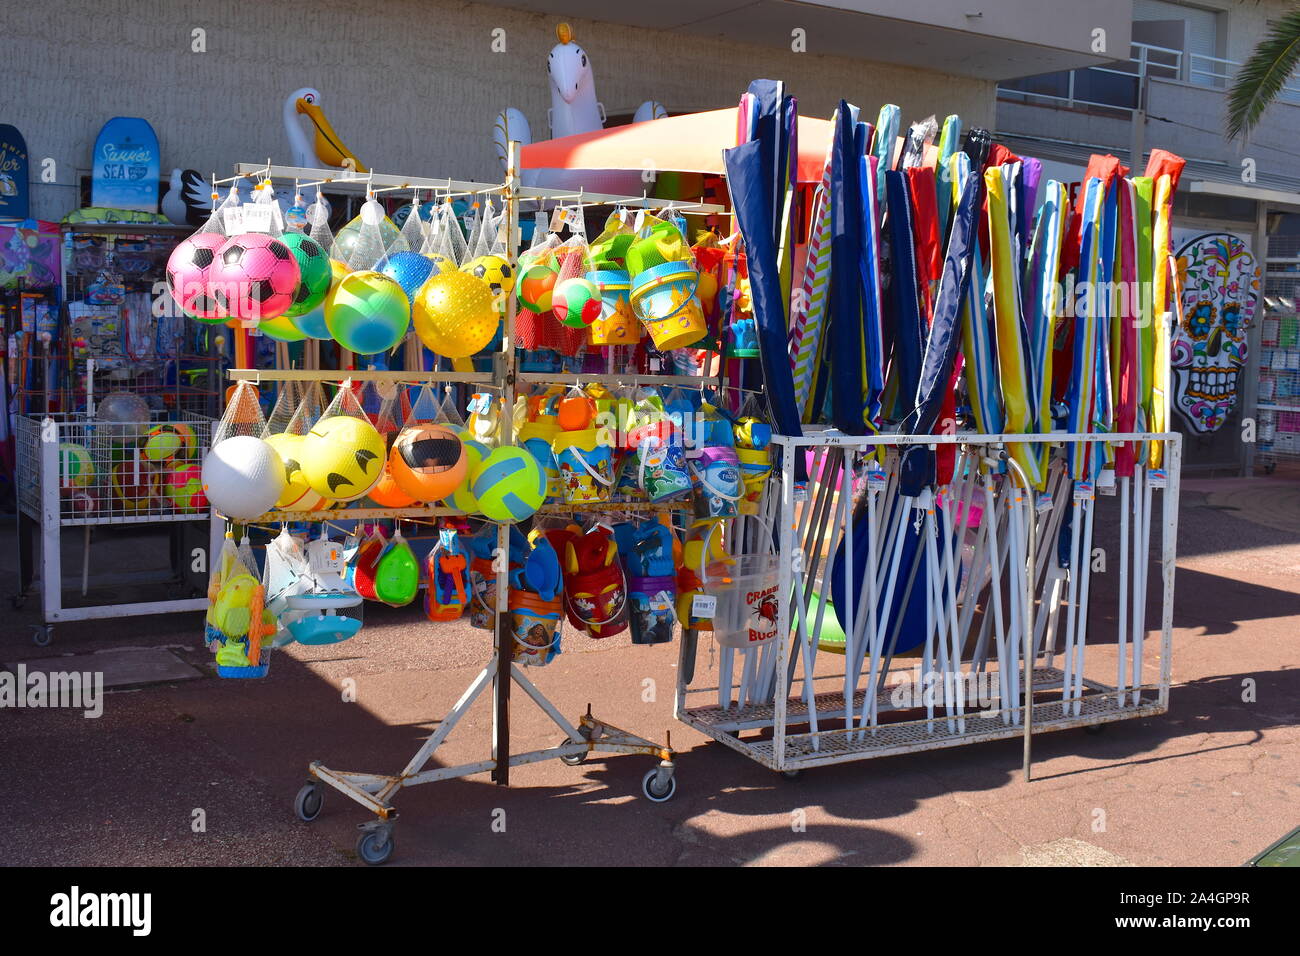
<box><xmin>560</xmin><ymin>750</ymin><xmax>588</xmax><ymax>766</ymax></box>
<box><xmin>32</xmin><ymin>625</ymin><xmax>52</xmax><ymax>647</ymax></box>
<box><xmin>294</xmin><ymin>783</ymin><xmax>323</xmax><ymax>822</ymax></box>
<box><xmin>356</xmin><ymin>828</ymin><xmax>394</xmax><ymax>865</ymax></box>
<box><xmin>641</xmin><ymin>767</ymin><xmax>677</xmax><ymax>802</ymax></box>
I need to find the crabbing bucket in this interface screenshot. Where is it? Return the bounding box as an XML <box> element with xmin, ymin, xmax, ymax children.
<box><xmin>690</xmin><ymin>445</ymin><xmax>744</xmax><ymax>519</ymax></box>
<box><xmin>552</xmin><ymin>428</ymin><xmax>613</xmax><ymax>504</ymax></box>
<box><xmin>630</xmin><ymin>261</ymin><xmax>707</xmax><ymax>350</ymax></box>
<box><xmin>706</xmin><ymin>552</ymin><xmax>782</xmax><ymax>649</ymax></box>
<box><xmin>508</xmin><ymin>589</ymin><xmax>562</xmax><ymax>666</ymax></box>
<box><xmin>626</xmin><ymin>574</ymin><xmax>676</xmax><ymax>645</ymax></box>
<box><xmin>587</xmin><ymin>270</ymin><xmax>639</xmax><ymax>346</ymax></box>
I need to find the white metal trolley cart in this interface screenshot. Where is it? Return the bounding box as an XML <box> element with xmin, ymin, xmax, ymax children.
<box><xmin>14</xmin><ymin>410</ymin><xmax>223</xmax><ymax>645</ymax></box>
<box><xmin>212</xmin><ymin>149</ymin><xmax>728</xmax><ymax>863</ymax></box>
<box><xmin>676</xmin><ymin>430</ymin><xmax>1181</xmax><ymax>781</ymax></box>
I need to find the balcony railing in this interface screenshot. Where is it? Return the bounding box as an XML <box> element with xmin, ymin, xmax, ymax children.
<box><xmin>998</xmin><ymin>41</ymin><xmax>1300</xmax><ymax>114</ymax></box>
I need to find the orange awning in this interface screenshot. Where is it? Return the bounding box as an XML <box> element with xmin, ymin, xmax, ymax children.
<box><xmin>520</xmin><ymin>108</ymin><xmax>834</xmax><ymax>184</ymax></box>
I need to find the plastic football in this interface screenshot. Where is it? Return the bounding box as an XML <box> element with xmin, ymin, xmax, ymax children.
<box><xmin>210</xmin><ymin>233</ymin><xmax>301</xmax><ymax>322</ymax></box>
<box><xmin>325</xmin><ymin>270</ymin><xmax>410</xmax><ymax>354</ymax></box>
<box><xmin>299</xmin><ymin>416</ymin><xmax>386</xmax><ymax>502</ymax></box>
<box><xmin>281</xmin><ymin>233</ymin><xmax>333</xmax><ymax>318</ymax></box>
<box><xmin>167</xmin><ymin>232</ymin><xmax>228</xmax><ymax>322</ymax></box>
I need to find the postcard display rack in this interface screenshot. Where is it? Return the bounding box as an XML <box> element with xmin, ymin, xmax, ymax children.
<box><xmin>674</xmin><ymin>430</ymin><xmax>1181</xmax><ymax>779</ymax></box>
<box><xmin>220</xmin><ymin>149</ymin><xmax>729</xmax><ymax>864</ymax></box>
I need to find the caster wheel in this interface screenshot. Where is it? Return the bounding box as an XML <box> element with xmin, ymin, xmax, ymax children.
<box><xmin>641</xmin><ymin>767</ymin><xmax>677</xmax><ymax>803</ymax></box>
<box><xmin>294</xmin><ymin>783</ymin><xmax>323</xmax><ymax>823</ymax></box>
<box><xmin>356</xmin><ymin>827</ymin><xmax>395</xmax><ymax>865</ymax></box>
<box><xmin>1084</xmin><ymin>724</ymin><xmax>1106</xmax><ymax>736</ymax></box>
<box><xmin>32</xmin><ymin>625</ymin><xmax>52</xmax><ymax>647</ymax></box>
<box><xmin>560</xmin><ymin>750</ymin><xmax>588</xmax><ymax>766</ymax></box>
<box><xmin>782</xmin><ymin>770</ymin><xmax>802</xmax><ymax>780</ymax></box>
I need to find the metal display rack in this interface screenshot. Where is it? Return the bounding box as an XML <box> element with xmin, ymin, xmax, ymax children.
<box><xmin>13</xmin><ymin>411</ymin><xmax>223</xmax><ymax>644</ymax></box>
<box><xmin>215</xmin><ymin>150</ymin><xmax>728</xmax><ymax>863</ymax></box>
<box><xmin>1259</xmin><ymin>238</ymin><xmax>1300</xmax><ymax>471</ymax></box>
<box><xmin>675</xmin><ymin>431</ymin><xmax>1181</xmax><ymax>781</ymax></box>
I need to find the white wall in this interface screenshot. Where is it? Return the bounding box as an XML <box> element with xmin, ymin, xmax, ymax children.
<box><xmin>4</xmin><ymin>0</ymin><xmax>996</xmax><ymax>222</ymax></box>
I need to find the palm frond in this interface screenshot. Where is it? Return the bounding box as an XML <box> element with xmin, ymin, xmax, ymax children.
<box><xmin>1227</xmin><ymin>8</ymin><xmax>1300</xmax><ymax>140</ymax></box>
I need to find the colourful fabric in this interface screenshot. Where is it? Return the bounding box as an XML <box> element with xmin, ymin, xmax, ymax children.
<box><xmin>1024</xmin><ymin>179</ymin><xmax>1067</xmax><ymax>485</ymax></box>
<box><xmin>1068</xmin><ymin>177</ymin><xmax>1105</xmax><ymax>480</ymax></box>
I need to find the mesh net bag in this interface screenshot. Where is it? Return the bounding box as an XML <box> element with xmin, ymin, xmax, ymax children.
<box><xmin>306</xmin><ymin>188</ymin><xmax>335</xmax><ymax>251</ymax></box>
<box><xmin>263</xmin><ymin>381</ymin><xmax>304</xmax><ymax>436</ymax></box>
<box><xmin>284</xmin><ymin>381</ymin><xmax>327</xmax><ymax>437</ymax></box>
<box><xmin>420</xmin><ymin>199</ymin><xmax>467</xmax><ymax>267</ymax></box>
<box><xmin>396</xmin><ymin>191</ymin><xmax>429</xmax><ymax>255</ymax></box>
<box><xmin>334</xmin><ymin>198</ymin><xmax>405</xmax><ymax>271</ymax></box>
<box><xmin>212</xmin><ymin>380</ymin><xmax>268</xmax><ymax>446</ymax></box>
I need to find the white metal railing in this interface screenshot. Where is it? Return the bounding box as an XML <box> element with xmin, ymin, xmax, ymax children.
<box><xmin>999</xmin><ymin>40</ymin><xmax>1300</xmax><ymax>113</ymax></box>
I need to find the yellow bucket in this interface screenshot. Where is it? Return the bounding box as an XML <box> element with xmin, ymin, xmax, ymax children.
<box><xmin>631</xmin><ymin>261</ymin><xmax>707</xmax><ymax>351</ymax></box>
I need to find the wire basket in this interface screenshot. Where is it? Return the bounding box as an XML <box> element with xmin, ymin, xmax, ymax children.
<box><xmin>16</xmin><ymin>412</ymin><xmax>215</xmax><ymax>525</ymax></box>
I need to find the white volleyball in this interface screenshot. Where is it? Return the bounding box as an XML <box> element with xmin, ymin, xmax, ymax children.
<box><xmin>201</xmin><ymin>436</ymin><xmax>286</xmax><ymax>520</ymax></box>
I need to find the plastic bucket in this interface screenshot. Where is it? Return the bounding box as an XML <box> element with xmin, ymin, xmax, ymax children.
<box><xmin>552</xmin><ymin>429</ymin><xmax>613</xmax><ymax>504</ymax></box>
<box><xmin>635</xmin><ymin>431</ymin><xmax>692</xmax><ymax>502</ymax></box>
<box><xmin>690</xmin><ymin>445</ymin><xmax>743</xmax><ymax>519</ymax></box>
<box><xmin>508</xmin><ymin>589</ymin><xmax>562</xmax><ymax>666</ymax></box>
<box><xmin>467</xmin><ymin>555</ymin><xmax>498</xmax><ymax>631</ymax></box>
<box><xmin>519</xmin><ymin>421</ymin><xmax>564</xmax><ymax>502</ymax></box>
<box><xmin>626</xmin><ymin>574</ymin><xmax>676</xmax><ymax>645</ymax></box>
<box><xmin>735</xmin><ymin>446</ymin><xmax>772</xmax><ymax>513</ymax></box>
<box><xmin>630</xmin><ymin>261</ymin><xmax>707</xmax><ymax>350</ymax></box>
<box><xmin>564</xmin><ymin>562</ymin><xmax>628</xmax><ymax>638</ymax></box>
<box><xmin>708</xmin><ymin>554</ymin><xmax>782</xmax><ymax>648</ymax></box>
<box><xmin>587</xmin><ymin>269</ymin><xmax>639</xmax><ymax>345</ymax></box>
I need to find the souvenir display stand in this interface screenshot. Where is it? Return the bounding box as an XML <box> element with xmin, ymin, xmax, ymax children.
<box><xmin>675</xmin><ymin>430</ymin><xmax>1181</xmax><ymax>779</ymax></box>
<box><xmin>211</xmin><ymin>149</ymin><xmax>728</xmax><ymax>863</ymax></box>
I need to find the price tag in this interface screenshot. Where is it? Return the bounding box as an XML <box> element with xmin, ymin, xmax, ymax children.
<box><xmin>1097</xmin><ymin>468</ymin><xmax>1117</xmax><ymax>495</ymax></box>
<box><xmin>242</xmin><ymin>203</ymin><xmax>275</xmax><ymax>233</ymax></box>
<box><xmin>1073</xmin><ymin>481</ymin><xmax>1095</xmax><ymax>501</ymax></box>
<box><xmin>866</xmin><ymin>466</ymin><xmax>887</xmax><ymax>492</ymax></box>
<box><xmin>308</xmin><ymin>539</ymin><xmax>345</xmax><ymax>575</ymax></box>
<box><xmin>1036</xmin><ymin>491</ymin><xmax>1053</xmax><ymax>514</ymax></box>
<box><xmin>691</xmin><ymin>594</ymin><xmax>716</xmax><ymax>619</ymax></box>
<box><xmin>793</xmin><ymin>481</ymin><xmax>809</xmax><ymax>502</ymax></box>
<box><xmin>222</xmin><ymin>207</ymin><xmax>245</xmax><ymax>233</ymax></box>
<box><xmin>1148</xmin><ymin>469</ymin><xmax>1167</xmax><ymax>489</ymax></box>
<box><xmin>549</xmin><ymin>206</ymin><xmax>567</xmax><ymax>231</ymax></box>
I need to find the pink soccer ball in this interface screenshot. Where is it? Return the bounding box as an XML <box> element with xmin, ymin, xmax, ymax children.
<box><xmin>210</xmin><ymin>233</ymin><xmax>301</xmax><ymax>323</ymax></box>
<box><xmin>166</xmin><ymin>232</ymin><xmax>228</xmax><ymax>322</ymax></box>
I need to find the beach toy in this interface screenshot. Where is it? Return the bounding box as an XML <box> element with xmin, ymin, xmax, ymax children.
<box><xmin>161</xmin><ymin>462</ymin><xmax>207</xmax><ymax>512</ymax></box>
<box><xmin>143</xmin><ymin>421</ymin><xmax>195</xmax><ymax>463</ymax></box>
<box><xmin>57</xmin><ymin>443</ymin><xmax>94</xmax><ymax>488</ymax></box>
<box><xmin>630</xmin><ymin>422</ymin><xmax>692</xmax><ymax>502</ymax></box>
<box><xmin>623</xmin><ymin>522</ymin><xmax>677</xmax><ymax>645</ymax></box>
<box><xmin>516</xmin><ymin>260</ymin><xmax>558</xmax><ymax>313</ymax></box>
<box><xmin>518</xmin><ymin>406</ymin><xmax>564</xmax><ymax>501</ymax></box>
<box><xmin>561</xmin><ymin>527</ymin><xmax>628</xmax><ymax>639</ymax></box>
<box><xmin>374</xmin><ymin>530</ymin><xmax>419</xmax><ymax>607</ymax></box>
<box><xmin>377</xmin><ymin>250</ymin><xmax>436</xmax><ymax>306</ymax></box>
<box><xmin>676</xmin><ymin>522</ymin><xmax>730</xmax><ymax>631</ymax></box>
<box><xmin>325</xmin><ymin>270</ymin><xmax>409</xmax><ymax>354</ymax></box>
<box><xmin>426</xmin><ymin>528</ymin><xmax>470</xmax><ymax>622</ymax></box>
<box><xmin>411</xmin><ymin>269</ymin><xmax>498</xmax><ymax>359</ymax></box>
<box><xmin>508</xmin><ymin>587</ymin><xmax>563</xmax><ymax>666</ymax></box>
<box><xmin>281</xmin><ymin>233</ymin><xmax>333</xmax><ymax>318</ymax></box>
<box><xmin>206</xmin><ymin>543</ymin><xmax>276</xmax><ymax>678</ymax></box>
<box><xmin>368</xmin><ymin>459</ymin><xmax>417</xmax><ymax>507</ymax></box>
<box><xmin>465</xmin><ymin>531</ymin><xmax>500</xmax><ymax>630</ymax></box>
<box><xmin>471</xmin><ymin>445</ymin><xmax>546</xmax><ymax>522</ymax></box>
<box><xmin>389</xmin><ymin>423</ymin><xmax>465</xmax><ymax>501</ymax></box>
<box><xmin>442</xmin><ymin>435</ymin><xmax>488</xmax><ymax>514</ymax></box>
<box><xmin>690</xmin><ymin>444</ymin><xmax>743</xmax><ymax>520</ymax></box>
<box><xmin>95</xmin><ymin>391</ymin><xmax>151</xmax><ymax>442</ymax></box>
<box><xmin>552</xmin><ymin>428</ymin><xmax>613</xmax><ymax>505</ymax></box>
<box><xmin>291</xmin><ymin>302</ymin><xmax>329</xmax><ymax>339</ymax></box>
<box><xmin>167</xmin><ymin>232</ymin><xmax>227</xmax><ymax>321</ymax></box>
<box><xmin>733</xmin><ymin>417</ymin><xmax>773</xmax><ymax>513</ymax></box>
<box><xmin>264</xmin><ymin>432</ymin><xmax>328</xmax><ymax>511</ymax></box>
<box><xmin>352</xmin><ymin>530</ymin><xmax>387</xmax><ymax>601</ymax></box>
<box><xmin>110</xmin><ymin>461</ymin><xmax>155</xmax><ymax>513</ymax></box>
<box><xmin>201</xmin><ymin>435</ymin><xmax>286</xmax><ymax>520</ymax></box>
<box><xmin>625</xmin><ymin>219</ymin><xmax>688</xmax><ymax>275</ymax></box>
<box><xmin>299</xmin><ymin>415</ymin><xmax>385</xmax><ymax>502</ymax></box>
<box><xmin>462</xmin><ymin>254</ymin><xmax>515</xmax><ymax>310</ymax></box>
<box><xmin>211</xmin><ymin>233</ymin><xmax>301</xmax><ymax>322</ymax></box>
<box><xmin>587</xmin><ymin>269</ymin><xmax>639</xmax><ymax>345</ymax></box>
<box><xmin>256</xmin><ymin>312</ymin><xmax>308</xmax><ymax>342</ymax></box>
<box><xmin>630</xmin><ymin>261</ymin><xmax>707</xmax><ymax>350</ymax></box>
<box><xmin>333</xmin><ymin>211</ymin><xmax>402</xmax><ymax>266</ymax></box>
<box><xmin>553</xmin><ymin>276</ymin><xmax>601</xmax><ymax>328</ymax></box>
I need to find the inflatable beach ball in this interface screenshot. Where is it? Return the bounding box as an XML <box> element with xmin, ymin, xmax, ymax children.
<box><xmin>299</xmin><ymin>416</ymin><xmax>385</xmax><ymax>502</ymax></box>
<box><xmin>388</xmin><ymin>423</ymin><xmax>466</xmax><ymax>502</ymax></box>
<box><xmin>201</xmin><ymin>435</ymin><xmax>286</xmax><ymax>520</ymax></box>
<box><xmin>280</xmin><ymin>233</ymin><xmax>333</xmax><ymax>318</ymax></box>
<box><xmin>516</xmin><ymin>261</ymin><xmax>558</xmax><ymax>313</ymax></box>
<box><xmin>167</xmin><ymin>232</ymin><xmax>228</xmax><ymax>322</ymax></box>
<box><xmin>471</xmin><ymin>446</ymin><xmax>545</xmax><ymax>522</ymax></box>
<box><xmin>264</xmin><ymin>432</ymin><xmax>329</xmax><ymax>511</ymax></box>
<box><xmin>143</xmin><ymin>423</ymin><xmax>196</xmax><ymax>463</ymax></box>
<box><xmin>368</xmin><ymin>460</ymin><xmax>417</xmax><ymax>508</ymax></box>
<box><xmin>57</xmin><ymin>443</ymin><xmax>95</xmax><ymax>488</ymax></box>
<box><xmin>553</xmin><ymin>276</ymin><xmax>601</xmax><ymax>328</ymax></box>
<box><xmin>325</xmin><ymin>270</ymin><xmax>410</xmax><ymax>354</ymax></box>
<box><xmin>412</xmin><ymin>270</ymin><xmax>497</xmax><ymax>359</ymax></box>
<box><xmin>378</xmin><ymin>251</ymin><xmax>437</xmax><ymax>307</ymax></box>
<box><xmin>442</xmin><ymin>435</ymin><xmax>489</xmax><ymax>514</ymax></box>
<box><xmin>210</xmin><ymin>233</ymin><xmax>301</xmax><ymax>323</ymax></box>
<box><xmin>162</xmin><ymin>462</ymin><xmax>207</xmax><ymax>512</ymax></box>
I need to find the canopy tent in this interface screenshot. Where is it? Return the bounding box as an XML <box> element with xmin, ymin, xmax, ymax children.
<box><xmin>520</xmin><ymin>108</ymin><xmax>835</xmax><ymax>184</ymax></box>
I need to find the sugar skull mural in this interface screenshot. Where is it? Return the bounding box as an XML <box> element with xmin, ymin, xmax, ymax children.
<box><xmin>1172</xmin><ymin>231</ymin><xmax>1260</xmax><ymax>433</ymax></box>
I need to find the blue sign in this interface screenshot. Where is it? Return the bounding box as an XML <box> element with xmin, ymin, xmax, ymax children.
<box><xmin>0</xmin><ymin>124</ymin><xmax>30</xmax><ymax>221</ymax></box>
<box><xmin>91</xmin><ymin>117</ymin><xmax>160</xmax><ymax>212</ymax></box>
